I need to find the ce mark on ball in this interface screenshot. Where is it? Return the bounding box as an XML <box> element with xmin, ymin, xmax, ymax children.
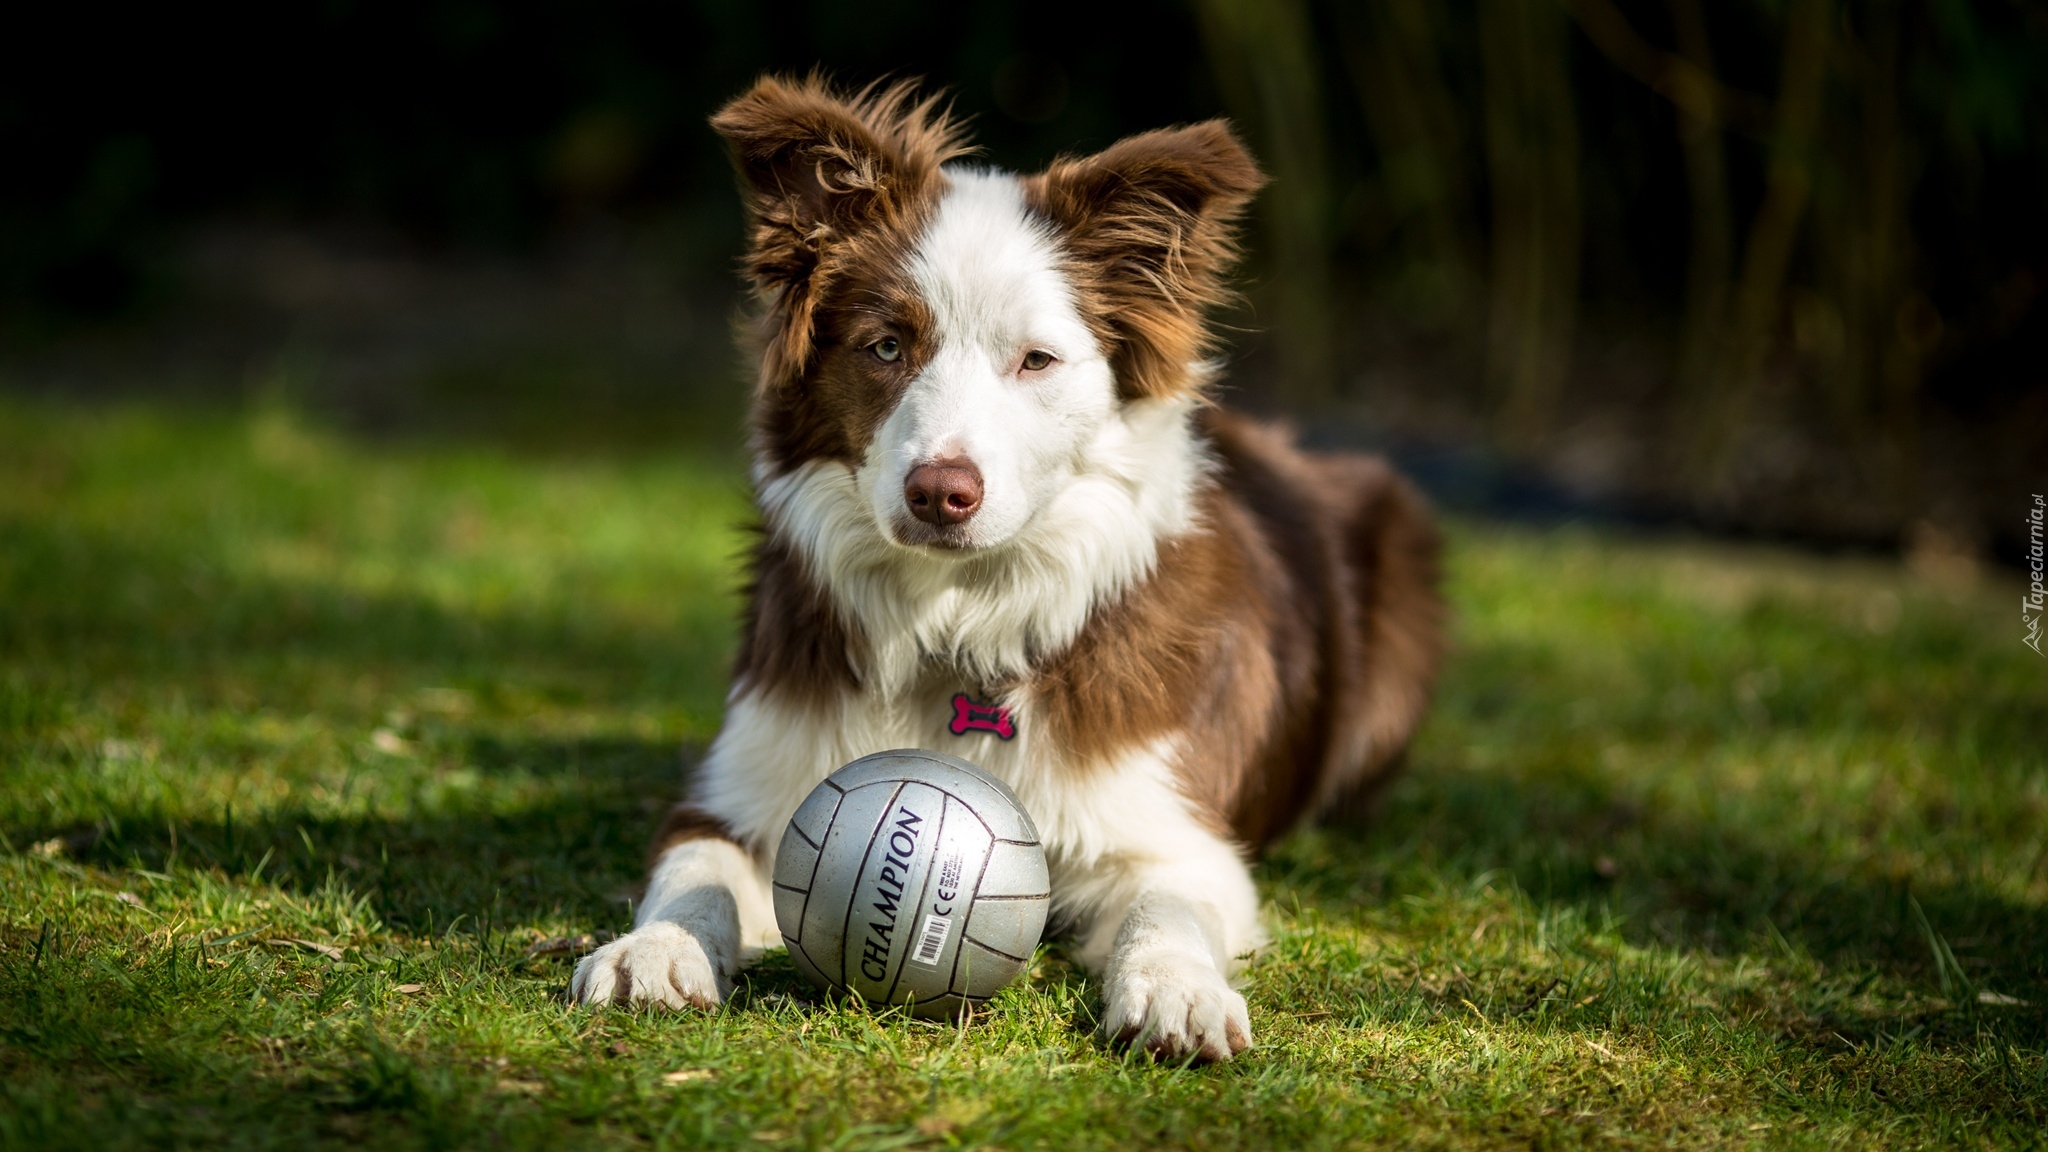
<box><xmin>911</xmin><ymin>852</ymin><xmax>965</xmax><ymax>968</ymax></box>
<box><xmin>932</xmin><ymin>851</ymin><xmax>964</xmax><ymax>915</ymax></box>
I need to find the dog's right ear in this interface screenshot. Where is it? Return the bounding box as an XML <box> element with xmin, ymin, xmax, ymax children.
<box><xmin>711</xmin><ymin>76</ymin><xmax>965</xmax><ymax>382</ymax></box>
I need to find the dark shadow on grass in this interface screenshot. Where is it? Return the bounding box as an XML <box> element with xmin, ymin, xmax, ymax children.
<box><xmin>30</xmin><ymin>736</ymin><xmax>693</xmax><ymax>934</ymax></box>
<box><xmin>1293</xmin><ymin>761</ymin><xmax>2048</xmax><ymax>989</ymax></box>
<box><xmin>1279</xmin><ymin>769</ymin><xmax>2048</xmax><ymax>1053</ymax></box>
<box><xmin>1264</xmin><ymin>628</ymin><xmax>2048</xmax><ymax>1061</ymax></box>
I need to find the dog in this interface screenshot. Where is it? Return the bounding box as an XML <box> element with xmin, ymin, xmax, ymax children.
<box><xmin>569</xmin><ymin>76</ymin><xmax>1445</xmax><ymax>1062</ymax></box>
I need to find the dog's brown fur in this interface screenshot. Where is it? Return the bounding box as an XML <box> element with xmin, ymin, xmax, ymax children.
<box><xmin>1018</xmin><ymin>411</ymin><xmax>1442</xmax><ymax>848</ymax></box>
<box><xmin>1025</xmin><ymin>123</ymin><xmax>1266</xmax><ymax>401</ymax></box>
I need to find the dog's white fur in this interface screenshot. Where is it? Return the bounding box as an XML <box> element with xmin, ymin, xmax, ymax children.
<box><xmin>571</xmin><ymin>168</ymin><xmax>1259</xmax><ymax>1059</ymax></box>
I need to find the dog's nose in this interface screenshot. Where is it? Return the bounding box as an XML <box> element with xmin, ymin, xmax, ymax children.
<box><xmin>903</xmin><ymin>457</ymin><xmax>984</xmax><ymax>526</ymax></box>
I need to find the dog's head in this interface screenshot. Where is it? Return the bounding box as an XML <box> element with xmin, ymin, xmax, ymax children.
<box><xmin>714</xmin><ymin>76</ymin><xmax>1261</xmax><ymax>554</ymax></box>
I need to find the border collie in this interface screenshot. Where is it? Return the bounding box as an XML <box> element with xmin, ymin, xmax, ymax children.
<box><xmin>570</xmin><ymin>76</ymin><xmax>1445</xmax><ymax>1062</ymax></box>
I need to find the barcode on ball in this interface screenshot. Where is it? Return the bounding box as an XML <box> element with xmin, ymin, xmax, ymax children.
<box><xmin>911</xmin><ymin>913</ymin><xmax>951</xmax><ymax>966</ymax></box>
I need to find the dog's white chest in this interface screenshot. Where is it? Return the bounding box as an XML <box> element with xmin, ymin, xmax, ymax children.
<box><xmin>699</xmin><ymin>678</ymin><xmax>1185</xmax><ymax>878</ymax></box>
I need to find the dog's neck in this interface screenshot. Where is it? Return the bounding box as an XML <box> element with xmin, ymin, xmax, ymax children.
<box><xmin>754</xmin><ymin>391</ymin><xmax>1209</xmax><ymax>699</ymax></box>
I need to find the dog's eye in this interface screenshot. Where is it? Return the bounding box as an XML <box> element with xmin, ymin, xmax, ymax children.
<box><xmin>1021</xmin><ymin>350</ymin><xmax>1054</xmax><ymax>372</ymax></box>
<box><xmin>872</xmin><ymin>337</ymin><xmax>902</xmax><ymax>363</ymax></box>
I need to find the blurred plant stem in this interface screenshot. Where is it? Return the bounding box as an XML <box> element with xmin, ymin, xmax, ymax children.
<box><xmin>1664</xmin><ymin>0</ymin><xmax>1735</xmax><ymax>450</ymax></box>
<box><xmin>1194</xmin><ymin>0</ymin><xmax>1335</xmax><ymax>408</ymax></box>
<box><xmin>1480</xmin><ymin>0</ymin><xmax>1582</xmax><ymax>454</ymax></box>
<box><xmin>1334</xmin><ymin>0</ymin><xmax>1480</xmax><ymax>331</ymax></box>
<box><xmin>1821</xmin><ymin>0</ymin><xmax>1930</xmax><ymax>520</ymax></box>
<box><xmin>1695</xmin><ymin>0</ymin><xmax>1831</xmax><ymax>496</ymax></box>
<box><xmin>1565</xmin><ymin>0</ymin><xmax>1832</xmax><ymax>496</ymax></box>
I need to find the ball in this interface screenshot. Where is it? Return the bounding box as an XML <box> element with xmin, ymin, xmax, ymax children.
<box><xmin>772</xmin><ymin>749</ymin><xmax>1050</xmax><ymax>1018</ymax></box>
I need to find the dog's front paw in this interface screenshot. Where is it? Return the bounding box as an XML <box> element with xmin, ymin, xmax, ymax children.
<box><xmin>1100</xmin><ymin>951</ymin><xmax>1252</xmax><ymax>1062</ymax></box>
<box><xmin>569</xmin><ymin>922</ymin><xmax>725</xmax><ymax>1010</ymax></box>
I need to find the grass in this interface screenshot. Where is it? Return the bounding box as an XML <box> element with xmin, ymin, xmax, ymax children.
<box><xmin>0</xmin><ymin>395</ymin><xmax>2043</xmax><ymax>1150</ymax></box>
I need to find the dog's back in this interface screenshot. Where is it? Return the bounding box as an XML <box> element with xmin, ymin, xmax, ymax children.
<box><xmin>1202</xmin><ymin>411</ymin><xmax>1445</xmax><ymax>840</ymax></box>
<box><xmin>1028</xmin><ymin>409</ymin><xmax>1443</xmax><ymax>852</ymax></box>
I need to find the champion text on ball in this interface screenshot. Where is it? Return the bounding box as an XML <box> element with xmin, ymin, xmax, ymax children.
<box><xmin>772</xmin><ymin>750</ymin><xmax>1051</xmax><ymax>1018</ymax></box>
<box><xmin>568</xmin><ymin>75</ymin><xmax>1447</xmax><ymax>1063</ymax></box>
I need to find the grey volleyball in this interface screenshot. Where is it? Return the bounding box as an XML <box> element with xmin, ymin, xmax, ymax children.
<box><xmin>772</xmin><ymin>749</ymin><xmax>1050</xmax><ymax>1018</ymax></box>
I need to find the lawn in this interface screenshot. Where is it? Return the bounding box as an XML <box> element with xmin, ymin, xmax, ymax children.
<box><xmin>1</xmin><ymin>397</ymin><xmax>2042</xmax><ymax>1150</ymax></box>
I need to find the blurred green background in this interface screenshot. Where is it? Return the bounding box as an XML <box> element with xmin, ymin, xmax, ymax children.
<box><xmin>2</xmin><ymin>0</ymin><xmax>2044</xmax><ymax>559</ymax></box>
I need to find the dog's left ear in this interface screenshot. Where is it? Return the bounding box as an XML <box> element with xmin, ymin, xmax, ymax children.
<box><xmin>1027</xmin><ymin>122</ymin><xmax>1265</xmax><ymax>400</ymax></box>
<box><xmin>712</xmin><ymin>76</ymin><xmax>966</xmax><ymax>385</ymax></box>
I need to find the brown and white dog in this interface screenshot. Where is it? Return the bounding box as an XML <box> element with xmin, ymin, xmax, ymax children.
<box><xmin>569</xmin><ymin>77</ymin><xmax>1445</xmax><ymax>1062</ymax></box>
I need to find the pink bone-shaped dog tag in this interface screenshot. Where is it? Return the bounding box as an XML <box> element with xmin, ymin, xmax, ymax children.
<box><xmin>949</xmin><ymin>693</ymin><xmax>1016</xmax><ymax>740</ymax></box>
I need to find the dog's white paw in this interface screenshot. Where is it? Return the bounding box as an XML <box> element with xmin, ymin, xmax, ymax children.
<box><xmin>1100</xmin><ymin>951</ymin><xmax>1252</xmax><ymax>1062</ymax></box>
<box><xmin>569</xmin><ymin>922</ymin><xmax>725</xmax><ymax>1010</ymax></box>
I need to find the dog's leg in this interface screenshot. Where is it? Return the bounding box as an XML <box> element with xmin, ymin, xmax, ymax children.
<box><xmin>568</xmin><ymin>829</ymin><xmax>775</xmax><ymax>1009</ymax></box>
<box><xmin>1096</xmin><ymin>888</ymin><xmax>1255</xmax><ymax>1062</ymax></box>
<box><xmin>569</xmin><ymin>691</ymin><xmax>839</xmax><ymax>1009</ymax></box>
<box><xmin>1059</xmin><ymin>778</ymin><xmax>1262</xmax><ymax>1062</ymax></box>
